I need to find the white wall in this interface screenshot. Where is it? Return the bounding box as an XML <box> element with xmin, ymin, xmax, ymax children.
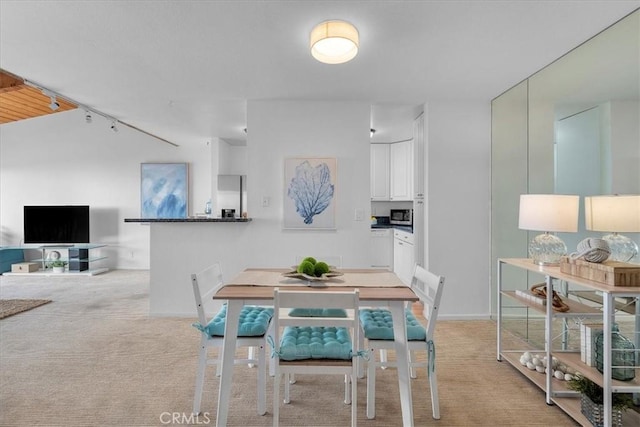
<box><xmin>427</xmin><ymin>101</ymin><xmax>491</xmax><ymax>319</ymax></box>
<box><xmin>1</xmin><ymin>101</ymin><xmax>494</xmax><ymax>318</ymax></box>
<box><xmin>149</xmin><ymin>100</ymin><xmax>374</xmax><ymax>315</ymax></box>
<box><xmin>243</xmin><ymin>100</ymin><xmax>373</xmax><ymax>267</ymax></box>
<box><xmin>0</xmin><ymin>108</ymin><xmax>210</xmax><ymax>269</ymax></box>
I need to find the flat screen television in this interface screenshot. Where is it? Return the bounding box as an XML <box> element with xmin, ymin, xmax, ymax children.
<box><xmin>23</xmin><ymin>205</ymin><xmax>90</xmax><ymax>244</ymax></box>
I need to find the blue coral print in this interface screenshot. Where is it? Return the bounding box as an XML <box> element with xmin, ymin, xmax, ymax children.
<box><xmin>287</xmin><ymin>160</ymin><xmax>334</xmax><ymax>224</ymax></box>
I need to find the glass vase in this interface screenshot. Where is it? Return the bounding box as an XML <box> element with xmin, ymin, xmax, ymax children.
<box><xmin>594</xmin><ymin>323</ymin><xmax>636</xmax><ymax>381</ymax></box>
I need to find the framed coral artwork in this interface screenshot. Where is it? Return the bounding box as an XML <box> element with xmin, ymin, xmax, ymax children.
<box><xmin>284</xmin><ymin>157</ymin><xmax>336</xmax><ymax>229</ymax></box>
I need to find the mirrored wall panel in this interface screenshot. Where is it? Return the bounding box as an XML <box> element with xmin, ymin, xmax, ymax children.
<box><xmin>491</xmin><ymin>9</ymin><xmax>640</xmax><ymax>314</ymax></box>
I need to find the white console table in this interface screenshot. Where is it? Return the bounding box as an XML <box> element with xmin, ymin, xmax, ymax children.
<box><xmin>2</xmin><ymin>244</ymin><xmax>108</xmax><ymax>276</ymax></box>
<box><xmin>497</xmin><ymin>258</ymin><xmax>640</xmax><ymax>426</ymax></box>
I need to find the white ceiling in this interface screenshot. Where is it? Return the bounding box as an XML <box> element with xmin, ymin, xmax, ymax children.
<box><xmin>1</xmin><ymin>1</ymin><xmax>638</xmax><ymax>146</ymax></box>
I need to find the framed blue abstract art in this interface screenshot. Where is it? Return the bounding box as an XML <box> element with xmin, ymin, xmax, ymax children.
<box><xmin>140</xmin><ymin>163</ymin><xmax>188</xmax><ymax>219</ymax></box>
<box><xmin>284</xmin><ymin>157</ymin><xmax>336</xmax><ymax>229</ymax></box>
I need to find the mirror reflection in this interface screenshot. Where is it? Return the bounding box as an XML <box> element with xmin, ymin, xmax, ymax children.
<box><xmin>528</xmin><ymin>10</ymin><xmax>639</xmax><ymax>252</ymax></box>
<box><xmin>491</xmin><ymin>9</ymin><xmax>640</xmax><ymax>313</ymax></box>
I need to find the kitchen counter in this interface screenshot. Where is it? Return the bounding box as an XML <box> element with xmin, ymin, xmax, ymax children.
<box><xmin>124</xmin><ymin>218</ymin><xmax>252</xmax><ymax>223</ymax></box>
<box><xmin>371</xmin><ymin>224</ymin><xmax>413</xmax><ymax>233</ymax></box>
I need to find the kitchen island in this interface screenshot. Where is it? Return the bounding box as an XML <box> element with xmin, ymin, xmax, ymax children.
<box><xmin>124</xmin><ymin>217</ymin><xmax>254</xmax><ymax>316</ymax></box>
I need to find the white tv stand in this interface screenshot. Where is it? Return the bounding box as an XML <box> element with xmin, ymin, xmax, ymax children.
<box><xmin>3</xmin><ymin>244</ymin><xmax>108</xmax><ymax>276</ymax></box>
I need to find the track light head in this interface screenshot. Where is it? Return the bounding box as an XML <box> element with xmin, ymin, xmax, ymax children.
<box><xmin>49</xmin><ymin>96</ymin><xmax>60</xmax><ymax>111</ymax></box>
<box><xmin>110</xmin><ymin>121</ymin><xmax>118</xmax><ymax>132</ymax></box>
<box><xmin>85</xmin><ymin>110</ymin><xmax>92</xmax><ymax>124</ymax></box>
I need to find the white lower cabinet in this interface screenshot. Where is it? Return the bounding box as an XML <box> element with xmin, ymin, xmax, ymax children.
<box><xmin>370</xmin><ymin>229</ymin><xmax>393</xmax><ymax>269</ymax></box>
<box><xmin>393</xmin><ymin>229</ymin><xmax>414</xmax><ymax>285</ymax></box>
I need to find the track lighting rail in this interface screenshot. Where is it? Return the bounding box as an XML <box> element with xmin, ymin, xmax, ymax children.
<box><xmin>2</xmin><ymin>69</ymin><xmax>178</xmax><ymax>147</ymax></box>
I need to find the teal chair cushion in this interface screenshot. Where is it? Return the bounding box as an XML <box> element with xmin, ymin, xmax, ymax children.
<box><xmin>204</xmin><ymin>304</ymin><xmax>273</xmax><ymax>337</ymax></box>
<box><xmin>288</xmin><ymin>308</ymin><xmax>347</xmax><ymax>317</ymax></box>
<box><xmin>279</xmin><ymin>326</ymin><xmax>352</xmax><ymax>361</ymax></box>
<box><xmin>359</xmin><ymin>308</ymin><xmax>426</xmax><ymax>341</ymax></box>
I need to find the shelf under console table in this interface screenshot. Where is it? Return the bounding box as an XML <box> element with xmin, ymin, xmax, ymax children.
<box><xmin>497</xmin><ymin>258</ymin><xmax>640</xmax><ymax>427</ymax></box>
<box><xmin>2</xmin><ymin>244</ymin><xmax>108</xmax><ymax>276</ymax></box>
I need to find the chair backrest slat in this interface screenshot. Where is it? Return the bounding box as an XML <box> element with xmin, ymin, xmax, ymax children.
<box><xmin>410</xmin><ymin>264</ymin><xmax>445</xmax><ymax>341</ymax></box>
<box><xmin>191</xmin><ymin>262</ymin><xmax>225</xmax><ymax>326</ymax></box>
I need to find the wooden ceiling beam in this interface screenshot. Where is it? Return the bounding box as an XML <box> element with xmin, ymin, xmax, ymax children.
<box><xmin>0</xmin><ymin>69</ymin><xmax>77</xmax><ymax>124</ymax></box>
<box><xmin>0</xmin><ymin>69</ymin><xmax>25</xmax><ymax>94</ymax></box>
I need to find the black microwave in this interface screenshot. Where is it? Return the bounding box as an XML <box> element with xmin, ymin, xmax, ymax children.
<box><xmin>390</xmin><ymin>209</ymin><xmax>412</xmax><ymax>226</ymax></box>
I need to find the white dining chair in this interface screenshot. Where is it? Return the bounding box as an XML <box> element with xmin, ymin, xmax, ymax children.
<box><xmin>289</xmin><ymin>255</ymin><xmax>347</xmax><ymax>387</ymax></box>
<box><xmin>359</xmin><ymin>264</ymin><xmax>445</xmax><ymax>420</ymax></box>
<box><xmin>271</xmin><ymin>287</ymin><xmax>362</xmax><ymax>427</ymax></box>
<box><xmin>190</xmin><ymin>262</ymin><xmax>274</xmax><ymax>417</ymax></box>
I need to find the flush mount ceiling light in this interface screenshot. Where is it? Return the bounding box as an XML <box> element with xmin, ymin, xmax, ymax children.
<box><xmin>310</xmin><ymin>20</ymin><xmax>359</xmax><ymax>64</ymax></box>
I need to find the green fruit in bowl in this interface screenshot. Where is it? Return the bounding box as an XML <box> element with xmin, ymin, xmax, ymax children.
<box><xmin>314</xmin><ymin>261</ymin><xmax>330</xmax><ymax>277</ymax></box>
<box><xmin>301</xmin><ymin>256</ymin><xmax>317</xmax><ymax>265</ymax></box>
<box><xmin>297</xmin><ymin>260</ymin><xmax>315</xmax><ymax>276</ymax></box>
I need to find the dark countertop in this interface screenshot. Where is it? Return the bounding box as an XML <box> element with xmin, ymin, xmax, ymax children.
<box><xmin>124</xmin><ymin>218</ymin><xmax>252</xmax><ymax>223</ymax></box>
<box><xmin>371</xmin><ymin>224</ymin><xmax>413</xmax><ymax>233</ymax></box>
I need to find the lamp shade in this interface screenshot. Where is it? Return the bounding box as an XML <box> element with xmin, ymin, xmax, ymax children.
<box><xmin>310</xmin><ymin>20</ymin><xmax>359</xmax><ymax>64</ymax></box>
<box><xmin>518</xmin><ymin>194</ymin><xmax>579</xmax><ymax>232</ymax></box>
<box><xmin>585</xmin><ymin>195</ymin><xmax>640</xmax><ymax>232</ymax></box>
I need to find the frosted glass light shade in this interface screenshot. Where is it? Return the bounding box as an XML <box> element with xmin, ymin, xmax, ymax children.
<box><xmin>519</xmin><ymin>194</ymin><xmax>579</xmax><ymax>265</ymax></box>
<box><xmin>585</xmin><ymin>195</ymin><xmax>640</xmax><ymax>262</ymax></box>
<box><xmin>310</xmin><ymin>20</ymin><xmax>359</xmax><ymax>64</ymax></box>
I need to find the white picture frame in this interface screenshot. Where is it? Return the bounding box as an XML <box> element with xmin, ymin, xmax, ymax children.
<box><xmin>283</xmin><ymin>157</ymin><xmax>336</xmax><ymax>230</ymax></box>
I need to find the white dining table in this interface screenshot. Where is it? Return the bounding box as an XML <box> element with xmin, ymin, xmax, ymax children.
<box><xmin>212</xmin><ymin>268</ymin><xmax>419</xmax><ymax>426</ymax></box>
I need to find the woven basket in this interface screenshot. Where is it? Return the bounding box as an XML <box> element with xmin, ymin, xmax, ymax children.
<box><xmin>581</xmin><ymin>394</ymin><xmax>624</xmax><ymax>427</ymax></box>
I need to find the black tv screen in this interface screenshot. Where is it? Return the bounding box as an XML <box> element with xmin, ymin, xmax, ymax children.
<box><xmin>23</xmin><ymin>205</ymin><xmax>90</xmax><ymax>244</ymax></box>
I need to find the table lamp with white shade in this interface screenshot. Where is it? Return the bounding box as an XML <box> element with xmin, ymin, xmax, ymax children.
<box><xmin>518</xmin><ymin>194</ymin><xmax>580</xmax><ymax>265</ymax></box>
<box><xmin>585</xmin><ymin>194</ymin><xmax>640</xmax><ymax>262</ymax></box>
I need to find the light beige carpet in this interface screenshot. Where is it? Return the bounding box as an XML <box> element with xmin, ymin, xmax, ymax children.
<box><xmin>0</xmin><ymin>298</ymin><xmax>51</xmax><ymax>319</ymax></box>
<box><xmin>0</xmin><ymin>270</ymin><xmax>579</xmax><ymax>426</ymax></box>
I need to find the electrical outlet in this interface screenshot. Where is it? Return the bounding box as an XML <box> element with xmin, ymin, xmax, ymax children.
<box><xmin>262</xmin><ymin>196</ymin><xmax>270</xmax><ymax>207</ymax></box>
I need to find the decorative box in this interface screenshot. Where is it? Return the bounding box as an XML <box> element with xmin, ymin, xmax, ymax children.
<box><xmin>560</xmin><ymin>256</ymin><xmax>640</xmax><ymax>287</ymax></box>
<box><xmin>11</xmin><ymin>262</ymin><xmax>39</xmax><ymax>273</ymax></box>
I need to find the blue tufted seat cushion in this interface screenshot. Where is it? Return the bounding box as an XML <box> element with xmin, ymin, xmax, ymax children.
<box><xmin>203</xmin><ymin>304</ymin><xmax>273</xmax><ymax>337</ymax></box>
<box><xmin>359</xmin><ymin>308</ymin><xmax>426</xmax><ymax>341</ymax></box>
<box><xmin>278</xmin><ymin>326</ymin><xmax>353</xmax><ymax>361</ymax></box>
<box><xmin>288</xmin><ymin>308</ymin><xmax>347</xmax><ymax>317</ymax></box>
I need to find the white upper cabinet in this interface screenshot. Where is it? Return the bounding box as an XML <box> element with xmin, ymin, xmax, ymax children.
<box><xmin>413</xmin><ymin>113</ymin><xmax>425</xmax><ymax>199</ymax></box>
<box><xmin>370</xmin><ymin>144</ymin><xmax>390</xmax><ymax>201</ymax></box>
<box><xmin>389</xmin><ymin>139</ymin><xmax>413</xmax><ymax>201</ymax></box>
